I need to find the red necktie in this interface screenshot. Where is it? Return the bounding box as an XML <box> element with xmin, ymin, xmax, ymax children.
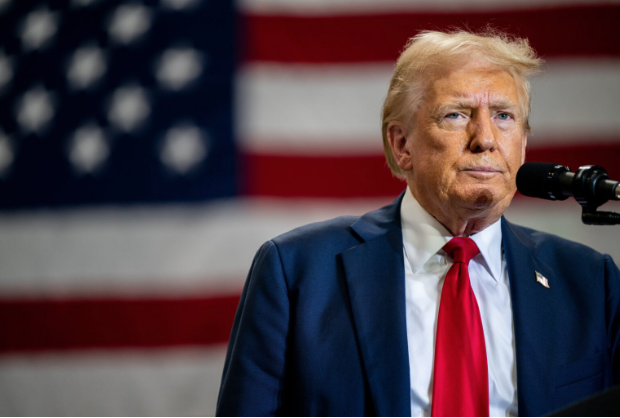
<box><xmin>431</xmin><ymin>237</ymin><xmax>489</xmax><ymax>417</ymax></box>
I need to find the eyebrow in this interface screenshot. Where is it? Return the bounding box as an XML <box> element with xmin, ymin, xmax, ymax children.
<box><xmin>434</xmin><ymin>100</ymin><xmax>474</xmax><ymax>114</ymax></box>
<box><xmin>433</xmin><ymin>97</ymin><xmax>520</xmax><ymax>114</ymax></box>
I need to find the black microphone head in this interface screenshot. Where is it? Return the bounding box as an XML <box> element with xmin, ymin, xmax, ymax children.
<box><xmin>516</xmin><ymin>162</ymin><xmax>571</xmax><ymax>201</ymax></box>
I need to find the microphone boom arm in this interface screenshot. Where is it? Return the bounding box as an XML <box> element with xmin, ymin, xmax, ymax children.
<box><xmin>572</xmin><ymin>165</ymin><xmax>620</xmax><ymax>225</ymax></box>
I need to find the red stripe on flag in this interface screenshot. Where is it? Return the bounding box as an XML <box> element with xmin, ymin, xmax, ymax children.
<box><xmin>0</xmin><ymin>294</ymin><xmax>241</xmax><ymax>354</ymax></box>
<box><xmin>525</xmin><ymin>142</ymin><xmax>620</xmax><ymax>179</ymax></box>
<box><xmin>243</xmin><ymin>142</ymin><xmax>620</xmax><ymax>198</ymax></box>
<box><xmin>243</xmin><ymin>5</ymin><xmax>620</xmax><ymax>63</ymax></box>
<box><xmin>242</xmin><ymin>153</ymin><xmax>406</xmax><ymax>198</ymax></box>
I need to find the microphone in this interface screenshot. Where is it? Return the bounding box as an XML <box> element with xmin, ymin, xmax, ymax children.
<box><xmin>516</xmin><ymin>162</ymin><xmax>620</xmax><ymax>225</ymax></box>
<box><xmin>516</xmin><ymin>162</ymin><xmax>620</xmax><ymax>203</ymax></box>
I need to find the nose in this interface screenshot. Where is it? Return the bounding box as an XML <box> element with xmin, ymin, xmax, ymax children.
<box><xmin>468</xmin><ymin>111</ymin><xmax>497</xmax><ymax>152</ymax></box>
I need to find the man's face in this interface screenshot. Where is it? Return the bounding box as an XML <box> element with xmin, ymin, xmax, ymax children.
<box><xmin>404</xmin><ymin>60</ymin><xmax>527</xmax><ymax>224</ymax></box>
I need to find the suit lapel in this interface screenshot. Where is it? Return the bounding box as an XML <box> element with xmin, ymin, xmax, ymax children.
<box><xmin>340</xmin><ymin>195</ymin><xmax>411</xmax><ymax>417</ymax></box>
<box><xmin>502</xmin><ymin>218</ymin><xmax>558</xmax><ymax>416</ymax></box>
<box><xmin>342</xmin><ymin>198</ymin><xmax>565</xmax><ymax>416</ymax></box>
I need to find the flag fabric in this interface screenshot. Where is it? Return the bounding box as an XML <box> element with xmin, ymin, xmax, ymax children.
<box><xmin>0</xmin><ymin>0</ymin><xmax>619</xmax><ymax>415</ymax></box>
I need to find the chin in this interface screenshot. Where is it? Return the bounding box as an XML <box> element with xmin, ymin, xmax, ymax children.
<box><xmin>455</xmin><ymin>185</ymin><xmax>509</xmax><ymax>211</ymax></box>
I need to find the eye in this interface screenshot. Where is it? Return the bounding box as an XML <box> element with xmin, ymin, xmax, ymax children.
<box><xmin>497</xmin><ymin>112</ymin><xmax>512</xmax><ymax>121</ymax></box>
<box><xmin>445</xmin><ymin>113</ymin><xmax>462</xmax><ymax>119</ymax></box>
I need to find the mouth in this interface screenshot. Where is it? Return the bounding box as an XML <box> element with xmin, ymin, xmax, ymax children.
<box><xmin>460</xmin><ymin>166</ymin><xmax>504</xmax><ymax>177</ymax></box>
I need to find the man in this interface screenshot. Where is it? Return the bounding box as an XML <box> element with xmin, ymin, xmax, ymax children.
<box><xmin>217</xmin><ymin>30</ymin><xmax>620</xmax><ymax>416</ymax></box>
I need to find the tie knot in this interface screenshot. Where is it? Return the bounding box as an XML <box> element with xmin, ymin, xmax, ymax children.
<box><xmin>442</xmin><ymin>237</ymin><xmax>480</xmax><ymax>264</ymax></box>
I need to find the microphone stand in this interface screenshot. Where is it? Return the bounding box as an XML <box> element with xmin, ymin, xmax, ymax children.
<box><xmin>573</xmin><ymin>166</ymin><xmax>620</xmax><ymax>225</ymax></box>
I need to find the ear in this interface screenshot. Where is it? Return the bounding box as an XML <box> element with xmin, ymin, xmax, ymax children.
<box><xmin>520</xmin><ymin>134</ymin><xmax>528</xmax><ymax>164</ymax></box>
<box><xmin>387</xmin><ymin>121</ymin><xmax>413</xmax><ymax>171</ymax></box>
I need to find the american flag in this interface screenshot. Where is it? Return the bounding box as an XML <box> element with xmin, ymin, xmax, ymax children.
<box><xmin>0</xmin><ymin>0</ymin><xmax>618</xmax><ymax>415</ymax></box>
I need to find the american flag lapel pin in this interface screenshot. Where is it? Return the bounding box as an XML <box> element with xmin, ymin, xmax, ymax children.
<box><xmin>535</xmin><ymin>271</ymin><xmax>550</xmax><ymax>288</ymax></box>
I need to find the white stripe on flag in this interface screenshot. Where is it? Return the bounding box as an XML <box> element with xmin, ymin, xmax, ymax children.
<box><xmin>0</xmin><ymin>198</ymin><xmax>390</xmax><ymax>296</ymax></box>
<box><xmin>1</xmin><ymin>197</ymin><xmax>618</xmax><ymax>297</ymax></box>
<box><xmin>0</xmin><ymin>346</ymin><xmax>227</xmax><ymax>417</ymax></box>
<box><xmin>529</xmin><ymin>59</ymin><xmax>620</xmax><ymax>141</ymax></box>
<box><xmin>236</xmin><ymin>63</ymin><xmax>390</xmax><ymax>154</ymax></box>
<box><xmin>505</xmin><ymin>199</ymin><xmax>619</xmax><ymax>261</ymax></box>
<box><xmin>237</xmin><ymin>60</ymin><xmax>620</xmax><ymax>154</ymax></box>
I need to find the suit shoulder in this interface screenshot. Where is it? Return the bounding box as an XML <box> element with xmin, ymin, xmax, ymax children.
<box><xmin>270</xmin><ymin>215</ymin><xmax>361</xmax><ymax>251</ymax></box>
<box><xmin>271</xmin><ymin>216</ymin><xmax>360</xmax><ymax>255</ymax></box>
<box><xmin>506</xmin><ymin>221</ymin><xmax>609</xmax><ymax>262</ymax></box>
<box><xmin>257</xmin><ymin>216</ymin><xmax>364</xmax><ymax>285</ymax></box>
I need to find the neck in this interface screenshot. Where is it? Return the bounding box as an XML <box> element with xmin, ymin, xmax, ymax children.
<box><xmin>434</xmin><ymin>212</ymin><xmax>500</xmax><ymax>236</ymax></box>
<box><xmin>409</xmin><ymin>188</ymin><xmax>509</xmax><ymax>237</ymax></box>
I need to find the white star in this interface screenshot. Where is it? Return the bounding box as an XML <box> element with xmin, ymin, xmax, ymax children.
<box><xmin>71</xmin><ymin>0</ymin><xmax>99</xmax><ymax>7</ymax></box>
<box><xmin>155</xmin><ymin>47</ymin><xmax>204</xmax><ymax>91</ymax></box>
<box><xmin>107</xmin><ymin>85</ymin><xmax>150</xmax><ymax>132</ymax></box>
<box><xmin>16</xmin><ymin>86</ymin><xmax>55</xmax><ymax>133</ymax></box>
<box><xmin>108</xmin><ymin>4</ymin><xmax>152</xmax><ymax>45</ymax></box>
<box><xmin>68</xmin><ymin>124</ymin><xmax>109</xmax><ymax>174</ymax></box>
<box><xmin>0</xmin><ymin>52</ymin><xmax>13</xmax><ymax>92</ymax></box>
<box><xmin>160</xmin><ymin>0</ymin><xmax>200</xmax><ymax>10</ymax></box>
<box><xmin>160</xmin><ymin>123</ymin><xmax>208</xmax><ymax>175</ymax></box>
<box><xmin>67</xmin><ymin>46</ymin><xmax>107</xmax><ymax>89</ymax></box>
<box><xmin>20</xmin><ymin>8</ymin><xmax>59</xmax><ymax>51</ymax></box>
<box><xmin>0</xmin><ymin>0</ymin><xmax>12</xmax><ymax>14</ymax></box>
<box><xmin>0</xmin><ymin>132</ymin><xmax>14</xmax><ymax>177</ymax></box>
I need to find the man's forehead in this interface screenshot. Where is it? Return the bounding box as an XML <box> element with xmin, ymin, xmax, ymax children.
<box><xmin>424</xmin><ymin>67</ymin><xmax>521</xmax><ymax>108</ymax></box>
<box><xmin>434</xmin><ymin>94</ymin><xmax>520</xmax><ymax>109</ymax></box>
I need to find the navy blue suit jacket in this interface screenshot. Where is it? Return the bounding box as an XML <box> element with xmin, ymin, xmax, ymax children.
<box><xmin>217</xmin><ymin>194</ymin><xmax>620</xmax><ymax>416</ymax></box>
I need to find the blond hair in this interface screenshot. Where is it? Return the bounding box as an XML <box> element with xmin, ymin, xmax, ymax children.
<box><xmin>381</xmin><ymin>29</ymin><xmax>543</xmax><ymax>178</ymax></box>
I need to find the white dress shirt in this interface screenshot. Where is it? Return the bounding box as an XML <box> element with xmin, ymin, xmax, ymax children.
<box><xmin>401</xmin><ymin>188</ymin><xmax>518</xmax><ymax>417</ymax></box>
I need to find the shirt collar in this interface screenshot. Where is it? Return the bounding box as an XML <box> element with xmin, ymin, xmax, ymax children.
<box><xmin>400</xmin><ymin>187</ymin><xmax>503</xmax><ymax>282</ymax></box>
